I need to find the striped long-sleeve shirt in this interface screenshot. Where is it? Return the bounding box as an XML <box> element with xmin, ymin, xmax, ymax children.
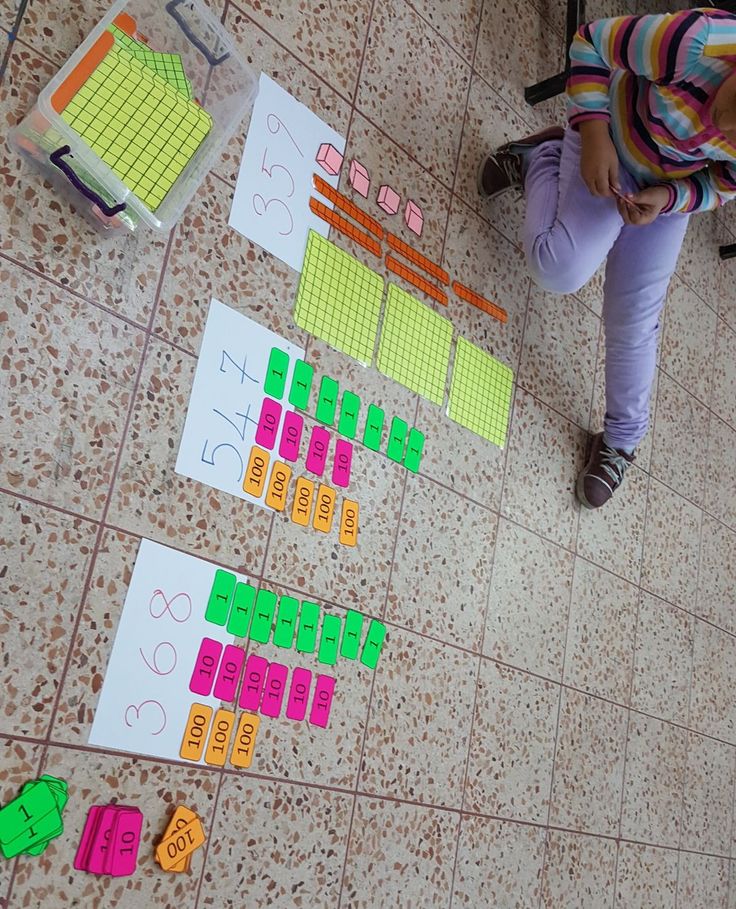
<box><xmin>567</xmin><ymin>8</ymin><xmax>736</xmax><ymax>213</ymax></box>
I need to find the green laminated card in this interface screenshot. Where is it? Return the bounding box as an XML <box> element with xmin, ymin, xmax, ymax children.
<box><xmin>108</xmin><ymin>24</ymin><xmax>193</xmax><ymax>98</ymax></box>
<box><xmin>386</xmin><ymin>417</ymin><xmax>408</xmax><ymax>462</ymax></box>
<box><xmin>337</xmin><ymin>390</ymin><xmax>361</xmax><ymax>439</ymax></box>
<box><xmin>361</xmin><ymin>620</ymin><xmax>386</xmax><ymax>670</ymax></box>
<box><xmin>293</xmin><ymin>231</ymin><xmax>385</xmax><ymax>364</ymax></box>
<box><xmin>273</xmin><ymin>596</ymin><xmax>299</xmax><ymax>648</ymax></box>
<box><xmin>249</xmin><ymin>589</ymin><xmax>277</xmax><ymax>643</ymax></box>
<box><xmin>363</xmin><ymin>404</ymin><xmax>384</xmax><ymax>451</ymax></box>
<box><xmin>448</xmin><ymin>338</ymin><xmax>513</xmax><ymax>448</ymax></box>
<box><xmin>315</xmin><ymin>376</ymin><xmax>339</xmax><ymax>426</ymax></box>
<box><xmin>264</xmin><ymin>347</ymin><xmax>290</xmax><ymax>399</ymax></box>
<box><xmin>295</xmin><ymin>600</ymin><xmax>320</xmax><ymax>653</ymax></box>
<box><xmin>205</xmin><ymin>569</ymin><xmax>236</xmax><ymax>626</ymax></box>
<box><xmin>289</xmin><ymin>359</ymin><xmax>314</xmax><ymax>410</ymax></box>
<box><xmin>376</xmin><ymin>284</ymin><xmax>453</xmax><ymax>405</ymax></box>
<box><xmin>61</xmin><ymin>45</ymin><xmax>212</xmax><ymax>211</ymax></box>
<box><xmin>404</xmin><ymin>428</ymin><xmax>425</xmax><ymax>473</ymax></box>
<box><xmin>340</xmin><ymin>610</ymin><xmax>364</xmax><ymax>660</ymax></box>
<box><xmin>317</xmin><ymin>614</ymin><xmax>342</xmax><ymax>666</ymax></box>
<box><xmin>227</xmin><ymin>582</ymin><xmax>256</xmax><ymax>637</ymax></box>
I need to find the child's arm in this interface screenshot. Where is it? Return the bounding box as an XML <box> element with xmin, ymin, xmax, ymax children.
<box><xmin>566</xmin><ymin>11</ymin><xmax>710</xmax><ymax>130</ymax></box>
<box><xmin>659</xmin><ymin>161</ymin><xmax>736</xmax><ymax>214</ymax></box>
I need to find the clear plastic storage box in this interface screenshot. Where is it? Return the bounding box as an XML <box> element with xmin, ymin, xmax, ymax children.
<box><xmin>10</xmin><ymin>0</ymin><xmax>257</xmax><ymax>232</ymax></box>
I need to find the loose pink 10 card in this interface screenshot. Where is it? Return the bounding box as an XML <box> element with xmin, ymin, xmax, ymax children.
<box><xmin>213</xmin><ymin>644</ymin><xmax>245</xmax><ymax>702</ymax></box>
<box><xmin>305</xmin><ymin>426</ymin><xmax>330</xmax><ymax>476</ymax></box>
<box><xmin>261</xmin><ymin>662</ymin><xmax>288</xmax><ymax>718</ymax></box>
<box><xmin>239</xmin><ymin>654</ymin><xmax>268</xmax><ymax>711</ymax></box>
<box><xmin>255</xmin><ymin>397</ymin><xmax>282</xmax><ymax>450</ymax></box>
<box><xmin>279</xmin><ymin>411</ymin><xmax>304</xmax><ymax>462</ymax></box>
<box><xmin>332</xmin><ymin>439</ymin><xmax>353</xmax><ymax>488</ymax></box>
<box><xmin>286</xmin><ymin>667</ymin><xmax>312</xmax><ymax>721</ymax></box>
<box><xmin>189</xmin><ymin>637</ymin><xmax>223</xmax><ymax>696</ymax></box>
<box><xmin>309</xmin><ymin>675</ymin><xmax>336</xmax><ymax>728</ymax></box>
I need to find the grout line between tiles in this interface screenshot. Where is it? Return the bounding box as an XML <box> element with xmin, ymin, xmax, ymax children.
<box><xmin>192</xmin><ymin>773</ymin><xmax>226</xmax><ymax>909</ymax></box>
<box><xmin>335</xmin><ymin>395</ymin><xmax>416</xmax><ymax>909</ymax></box>
<box><xmin>5</xmin><ymin>730</ymin><xmax>733</xmax><ymax>864</ymax></box>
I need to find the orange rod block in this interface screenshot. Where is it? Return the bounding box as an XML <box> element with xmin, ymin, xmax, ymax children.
<box><xmin>452</xmin><ymin>281</ymin><xmax>508</xmax><ymax>324</ymax></box>
<box><xmin>309</xmin><ymin>197</ymin><xmax>382</xmax><ymax>257</ymax></box>
<box><xmin>313</xmin><ymin>173</ymin><xmax>384</xmax><ymax>239</ymax></box>
<box><xmin>386</xmin><ymin>233</ymin><xmax>449</xmax><ymax>285</ymax></box>
<box><xmin>385</xmin><ymin>254</ymin><xmax>448</xmax><ymax>306</ymax></box>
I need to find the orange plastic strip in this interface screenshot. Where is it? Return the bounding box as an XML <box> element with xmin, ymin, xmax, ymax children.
<box><xmin>386</xmin><ymin>233</ymin><xmax>449</xmax><ymax>285</ymax></box>
<box><xmin>309</xmin><ymin>197</ymin><xmax>381</xmax><ymax>258</ymax></box>
<box><xmin>385</xmin><ymin>254</ymin><xmax>448</xmax><ymax>306</ymax></box>
<box><xmin>113</xmin><ymin>12</ymin><xmax>137</xmax><ymax>35</ymax></box>
<box><xmin>51</xmin><ymin>31</ymin><xmax>114</xmax><ymax>113</ymax></box>
<box><xmin>313</xmin><ymin>174</ymin><xmax>384</xmax><ymax>239</ymax></box>
<box><xmin>452</xmin><ymin>281</ymin><xmax>508</xmax><ymax>324</ymax></box>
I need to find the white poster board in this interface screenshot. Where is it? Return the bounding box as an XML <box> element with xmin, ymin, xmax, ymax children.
<box><xmin>175</xmin><ymin>298</ymin><xmax>304</xmax><ymax>506</ymax></box>
<box><xmin>229</xmin><ymin>72</ymin><xmax>346</xmax><ymax>271</ymax></box>
<box><xmin>89</xmin><ymin>539</ymin><xmax>245</xmax><ymax>762</ymax></box>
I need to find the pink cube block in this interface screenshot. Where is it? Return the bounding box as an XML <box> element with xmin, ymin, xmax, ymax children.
<box><xmin>349</xmin><ymin>159</ymin><xmax>370</xmax><ymax>198</ymax></box>
<box><xmin>316</xmin><ymin>143</ymin><xmax>343</xmax><ymax>176</ymax></box>
<box><xmin>377</xmin><ymin>184</ymin><xmax>400</xmax><ymax>215</ymax></box>
<box><xmin>405</xmin><ymin>199</ymin><xmax>424</xmax><ymax>237</ymax></box>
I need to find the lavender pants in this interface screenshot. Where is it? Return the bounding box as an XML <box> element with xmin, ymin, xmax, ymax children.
<box><xmin>523</xmin><ymin>128</ymin><xmax>690</xmax><ymax>450</ymax></box>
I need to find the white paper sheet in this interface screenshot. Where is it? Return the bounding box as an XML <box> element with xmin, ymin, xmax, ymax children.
<box><xmin>89</xmin><ymin>539</ymin><xmax>245</xmax><ymax>762</ymax></box>
<box><xmin>175</xmin><ymin>298</ymin><xmax>304</xmax><ymax>506</ymax></box>
<box><xmin>229</xmin><ymin>72</ymin><xmax>346</xmax><ymax>271</ymax></box>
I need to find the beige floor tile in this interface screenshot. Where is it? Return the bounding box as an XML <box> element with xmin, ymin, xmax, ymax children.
<box><xmin>690</xmin><ymin>620</ymin><xmax>736</xmax><ymax>745</ymax></box>
<box><xmin>200</xmin><ymin>775</ymin><xmax>352</xmax><ymax>909</ymax></box>
<box><xmin>356</xmin><ymin>0</ymin><xmax>470</xmax><ymax>188</ymax></box>
<box><xmin>650</xmin><ymin>372</ymin><xmax>710</xmax><ymax>508</ymax></box>
<box><xmin>641</xmin><ymin>478</ymin><xmax>702</xmax><ymax>610</ymax></box>
<box><xmin>464</xmin><ymin>661</ymin><xmax>559</xmax><ymax>823</ymax></box>
<box><xmin>697</xmin><ymin>515</ymin><xmax>736</xmax><ymax>634</ymax></box>
<box><xmin>386</xmin><ymin>475</ymin><xmax>497</xmax><ymax>650</ymax></box>
<box><xmin>518</xmin><ymin>286</ymin><xmax>600</xmax><ymax>428</ymax></box>
<box><xmin>502</xmin><ymin>389</ymin><xmax>585</xmax><ymax>550</ymax></box>
<box><xmin>549</xmin><ymin>688</ymin><xmax>628</xmax><ymax>836</ymax></box>
<box><xmin>341</xmin><ymin>797</ymin><xmax>459</xmax><ymax>908</ymax></box>
<box><xmin>485</xmin><ymin>518</ymin><xmax>574</xmax><ymax>680</ymax></box>
<box><xmin>540</xmin><ymin>830</ymin><xmax>617</xmax><ymax>908</ymax></box>
<box><xmin>359</xmin><ymin>628</ymin><xmax>477</xmax><ymax>808</ymax></box>
<box><xmin>681</xmin><ymin>731</ymin><xmax>735</xmax><ymax>856</ymax></box>
<box><xmin>677</xmin><ymin>852</ymin><xmax>729</xmax><ymax>909</ymax></box>
<box><xmin>563</xmin><ymin>558</ymin><xmax>639</xmax><ymax>703</ymax></box>
<box><xmin>452</xmin><ymin>815</ymin><xmax>545</xmax><ymax>908</ymax></box>
<box><xmin>234</xmin><ymin>0</ymin><xmax>373</xmax><ymax>99</ymax></box>
<box><xmin>660</xmin><ymin>275</ymin><xmax>717</xmax><ymax>406</ymax></box>
<box><xmin>0</xmin><ymin>258</ymin><xmax>145</xmax><ymax>518</ymax></box>
<box><xmin>631</xmin><ymin>593</ymin><xmax>693</xmax><ymax>727</ymax></box>
<box><xmin>0</xmin><ymin>496</ymin><xmax>95</xmax><ymax>738</ymax></box>
<box><xmin>614</xmin><ymin>843</ymin><xmax>677</xmax><ymax>909</ymax></box>
<box><xmin>621</xmin><ymin>713</ymin><xmax>687</xmax><ymax>847</ymax></box>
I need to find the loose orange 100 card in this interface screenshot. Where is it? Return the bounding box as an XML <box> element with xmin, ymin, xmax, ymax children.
<box><xmin>313</xmin><ymin>484</ymin><xmax>336</xmax><ymax>533</ymax></box>
<box><xmin>291</xmin><ymin>476</ymin><xmax>315</xmax><ymax>526</ymax></box>
<box><xmin>243</xmin><ymin>446</ymin><xmax>270</xmax><ymax>497</ymax></box>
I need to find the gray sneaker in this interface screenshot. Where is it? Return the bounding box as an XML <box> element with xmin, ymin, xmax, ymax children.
<box><xmin>478</xmin><ymin>125</ymin><xmax>565</xmax><ymax>199</ymax></box>
<box><xmin>576</xmin><ymin>432</ymin><xmax>635</xmax><ymax>509</ymax></box>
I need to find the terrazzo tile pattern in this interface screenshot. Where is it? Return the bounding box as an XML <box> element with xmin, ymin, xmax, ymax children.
<box><xmin>0</xmin><ymin>0</ymin><xmax>734</xmax><ymax>904</ymax></box>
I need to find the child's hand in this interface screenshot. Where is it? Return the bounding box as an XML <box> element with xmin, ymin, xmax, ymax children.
<box><xmin>616</xmin><ymin>186</ymin><xmax>670</xmax><ymax>225</ymax></box>
<box><xmin>579</xmin><ymin>121</ymin><xmax>620</xmax><ymax>196</ymax></box>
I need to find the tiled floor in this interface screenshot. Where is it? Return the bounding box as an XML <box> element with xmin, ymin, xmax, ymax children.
<box><xmin>1</xmin><ymin>1</ymin><xmax>736</xmax><ymax>907</ymax></box>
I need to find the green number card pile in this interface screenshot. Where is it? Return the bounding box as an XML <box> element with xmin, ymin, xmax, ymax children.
<box><xmin>0</xmin><ymin>776</ymin><xmax>68</xmax><ymax>858</ymax></box>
